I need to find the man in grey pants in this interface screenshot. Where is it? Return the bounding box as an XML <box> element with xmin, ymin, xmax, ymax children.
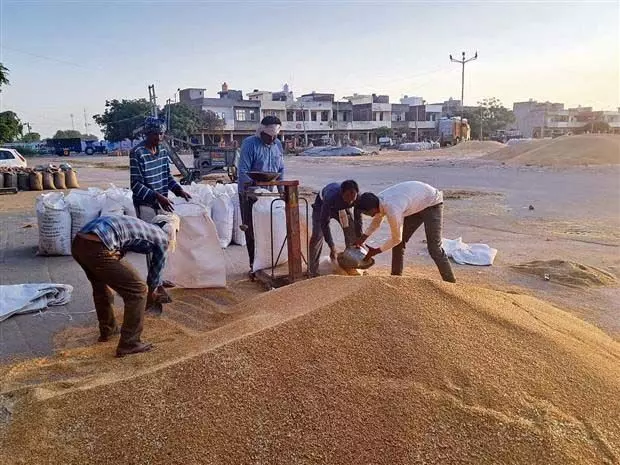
<box><xmin>354</xmin><ymin>181</ymin><xmax>456</xmax><ymax>282</ymax></box>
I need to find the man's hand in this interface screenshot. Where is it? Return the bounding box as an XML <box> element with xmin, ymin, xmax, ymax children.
<box><xmin>177</xmin><ymin>190</ymin><xmax>192</xmax><ymax>201</ymax></box>
<box><xmin>156</xmin><ymin>193</ymin><xmax>175</xmax><ymax>212</ymax></box>
<box><xmin>365</xmin><ymin>246</ymin><xmax>381</xmax><ymax>259</ymax></box>
<box><xmin>354</xmin><ymin>234</ymin><xmax>369</xmax><ymax>248</ymax></box>
<box><xmin>329</xmin><ymin>246</ymin><xmax>338</xmax><ymax>261</ymax></box>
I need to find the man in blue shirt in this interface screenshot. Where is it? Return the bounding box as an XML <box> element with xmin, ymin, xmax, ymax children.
<box><xmin>130</xmin><ymin>116</ymin><xmax>191</xmax><ymax>220</ymax></box>
<box><xmin>237</xmin><ymin>116</ymin><xmax>285</xmax><ymax>272</ymax></box>
<box><xmin>71</xmin><ymin>214</ymin><xmax>180</xmax><ymax>357</ymax></box>
<box><xmin>309</xmin><ymin>180</ymin><xmax>361</xmax><ymax>276</ymax></box>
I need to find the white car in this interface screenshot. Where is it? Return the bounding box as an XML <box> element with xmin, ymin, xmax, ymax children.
<box><xmin>0</xmin><ymin>148</ymin><xmax>27</xmax><ymax>168</ymax></box>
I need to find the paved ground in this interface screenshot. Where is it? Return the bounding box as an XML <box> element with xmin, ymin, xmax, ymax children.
<box><xmin>1</xmin><ymin>152</ymin><xmax>618</xmax><ymax>361</ymax></box>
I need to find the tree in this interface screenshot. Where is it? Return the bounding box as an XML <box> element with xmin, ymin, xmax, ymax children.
<box><xmin>0</xmin><ymin>63</ymin><xmax>9</xmax><ymax>92</ymax></box>
<box><xmin>164</xmin><ymin>102</ymin><xmax>224</xmax><ymax>139</ymax></box>
<box><xmin>22</xmin><ymin>132</ymin><xmax>41</xmax><ymax>142</ymax></box>
<box><xmin>0</xmin><ymin>111</ymin><xmax>23</xmax><ymax>143</ymax></box>
<box><xmin>375</xmin><ymin>126</ymin><xmax>392</xmax><ymax>138</ymax></box>
<box><xmin>93</xmin><ymin>99</ymin><xmax>152</xmax><ymax>142</ymax></box>
<box><xmin>577</xmin><ymin>121</ymin><xmax>611</xmax><ymax>134</ymax></box>
<box><xmin>463</xmin><ymin>98</ymin><xmax>515</xmax><ymax>140</ymax></box>
<box><xmin>53</xmin><ymin>129</ymin><xmax>82</xmax><ymax>139</ymax></box>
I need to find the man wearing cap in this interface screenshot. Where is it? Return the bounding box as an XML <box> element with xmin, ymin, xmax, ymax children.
<box><xmin>71</xmin><ymin>214</ymin><xmax>180</xmax><ymax>357</ymax></box>
<box><xmin>237</xmin><ymin>115</ymin><xmax>285</xmax><ymax>274</ymax></box>
<box><xmin>130</xmin><ymin>116</ymin><xmax>191</xmax><ymax>221</ymax></box>
<box><xmin>354</xmin><ymin>181</ymin><xmax>456</xmax><ymax>283</ymax></box>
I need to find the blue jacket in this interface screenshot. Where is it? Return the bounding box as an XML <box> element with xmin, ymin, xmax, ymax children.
<box><xmin>237</xmin><ymin>136</ymin><xmax>284</xmax><ymax>191</ymax></box>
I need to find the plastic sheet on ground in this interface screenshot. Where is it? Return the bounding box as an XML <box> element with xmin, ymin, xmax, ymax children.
<box><xmin>398</xmin><ymin>142</ymin><xmax>439</xmax><ymax>151</ymax></box>
<box><xmin>301</xmin><ymin>146</ymin><xmax>365</xmax><ymax>157</ymax></box>
<box><xmin>442</xmin><ymin>237</ymin><xmax>497</xmax><ymax>266</ymax></box>
<box><xmin>0</xmin><ymin>284</ymin><xmax>74</xmax><ymax>322</ymax></box>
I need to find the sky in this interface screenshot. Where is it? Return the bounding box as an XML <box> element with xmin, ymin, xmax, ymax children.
<box><xmin>0</xmin><ymin>0</ymin><xmax>618</xmax><ymax>138</ymax></box>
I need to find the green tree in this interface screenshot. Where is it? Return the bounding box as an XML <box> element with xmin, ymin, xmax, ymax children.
<box><xmin>0</xmin><ymin>63</ymin><xmax>9</xmax><ymax>92</ymax></box>
<box><xmin>463</xmin><ymin>98</ymin><xmax>515</xmax><ymax>140</ymax></box>
<box><xmin>22</xmin><ymin>132</ymin><xmax>41</xmax><ymax>142</ymax></box>
<box><xmin>53</xmin><ymin>129</ymin><xmax>83</xmax><ymax>139</ymax></box>
<box><xmin>375</xmin><ymin>126</ymin><xmax>392</xmax><ymax>138</ymax></box>
<box><xmin>164</xmin><ymin>102</ymin><xmax>224</xmax><ymax>139</ymax></box>
<box><xmin>577</xmin><ymin>121</ymin><xmax>611</xmax><ymax>134</ymax></box>
<box><xmin>0</xmin><ymin>111</ymin><xmax>23</xmax><ymax>143</ymax></box>
<box><xmin>93</xmin><ymin>99</ymin><xmax>152</xmax><ymax>142</ymax></box>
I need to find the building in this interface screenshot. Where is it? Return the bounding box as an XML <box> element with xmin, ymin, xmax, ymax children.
<box><xmin>513</xmin><ymin>99</ymin><xmax>620</xmax><ymax>138</ymax></box>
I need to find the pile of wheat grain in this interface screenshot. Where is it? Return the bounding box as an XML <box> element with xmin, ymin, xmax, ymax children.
<box><xmin>483</xmin><ymin>134</ymin><xmax>620</xmax><ymax>166</ymax></box>
<box><xmin>1</xmin><ymin>276</ymin><xmax>618</xmax><ymax>465</ymax></box>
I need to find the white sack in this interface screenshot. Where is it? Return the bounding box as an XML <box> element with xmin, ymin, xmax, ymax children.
<box><xmin>66</xmin><ymin>190</ymin><xmax>102</xmax><ymax>240</ymax></box>
<box><xmin>186</xmin><ymin>183</ymin><xmax>215</xmax><ymax>218</ymax></box>
<box><xmin>230</xmin><ymin>193</ymin><xmax>246</xmax><ymax>246</ymax></box>
<box><xmin>163</xmin><ymin>202</ymin><xmax>226</xmax><ymax>288</ymax></box>
<box><xmin>442</xmin><ymin>237</ymin><xmax>497</xmax><ymax>266</ymax></box>
<box><xmin>36</xmin><ymin>192</ymin><xmax>72</xmax><ymax>256</ymax></box>
<box><xmin>252</xmin><ymin>191</ymin><xmax>309</xmax><ymax>273</ymax></box>
<box><xmin>0</xmin><ymin>283</ymin><xmax>74</xmax><ymax>322</ymax></box>
<box><xmin>212</xmin><ymin>194</ymin><xmax>234</xmax><ymax>248</ymax></box>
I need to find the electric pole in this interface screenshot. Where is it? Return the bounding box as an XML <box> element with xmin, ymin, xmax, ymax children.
<box><xmin>70</xmin><ymin>113</ymin><xmax>75</xmax><ymax>131</ymax></box>
<box><xmin>148</xmin><ymin>84</ymin><xmax>158</xmax><ymax>117</ymax></box>
<box><xmin>83</xmin><ymin>108</ymin><xmax>91</xmax><ymax>135</ymax></box>
<box><xmin>450</xmin><ymin>51</ymin><xmax>478</xmax><ymax>127</ymax></box>
<box><xmin>166</xmin><ymin>98</ymin><xmax>172</xmax><ymax>132</ymax></box>
<box><xmin>24</xmin><ymin>122</ymin><xmax>32</xmax><ymax>134</ymax></box>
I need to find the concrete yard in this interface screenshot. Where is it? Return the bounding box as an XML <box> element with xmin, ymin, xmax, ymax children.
<box><xmin>1</xmin><ymin>149</ymin><xmax>619</xmax><ymax>361</ymax></box>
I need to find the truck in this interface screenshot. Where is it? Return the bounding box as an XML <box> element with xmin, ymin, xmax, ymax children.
<box><xmin>46</xmin><ymin>138</ymin><xmax>83</xmax><ymax>156</ymax></box>
<box><xmin>438</xmin><ymin>117</ymin><xmax>471</xmax><ymax>146</ymax></box>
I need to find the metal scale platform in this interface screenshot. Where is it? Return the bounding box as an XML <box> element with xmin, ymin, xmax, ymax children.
<box><xmin>244</xmin><ymin>171</ymin><xmax>310</xmax><ymax>289</ymax></box>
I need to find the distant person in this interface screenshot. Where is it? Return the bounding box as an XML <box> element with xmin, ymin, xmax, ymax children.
<box><xmin>237</xmin><ymin>116</ymin><xmax>285</xmax><ymax>275</ymax></box>
<box><xmin>130</xmin><ymin>116</ymin><xmax>191</xmax><ymax>221</ymax></box>
<box><xmin>71</xmin><ymin>214</ymin><xmax>180</xmax><ymax>357</ymax></box>
<box><xmin>355</xmin><ymin>181</ymin><xmax>456</xmax><ymax>283</ymax></box>
<box><xmin>309</xmin><ymin>180</ymin><xmax>361</xmax><ymax>276</ymax></box>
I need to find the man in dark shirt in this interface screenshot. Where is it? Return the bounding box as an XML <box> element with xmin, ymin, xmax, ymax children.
<box><xmin>309</xmin><ymin>180</ymin><xmax>361</xmax><ymax>276</ymax></box>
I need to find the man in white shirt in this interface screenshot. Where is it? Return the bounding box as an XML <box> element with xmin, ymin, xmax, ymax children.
<box><xmin>354</xmin><ymin>181</ymin><xmax>456</xmax><ymax>282</ymax></box>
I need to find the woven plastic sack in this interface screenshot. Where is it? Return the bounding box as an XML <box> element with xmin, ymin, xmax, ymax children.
<box><xmin>29</xmin><ymin>172</ymin><xmax>43</xmax><ymax>191</ymax></box>
<box><xmin>42</xmin><ymin>172</ymin><xmax>56</xmax><ymax>190</ymax></box>
<box><xmin>66</xmin><ymin>190</ymin><xmax>103</xmax><ymax>240</ymax></box>
<box><xmin>36</xmin><ymin>192</ymin><xmax>72</xmax><ymax>256</ymax></box>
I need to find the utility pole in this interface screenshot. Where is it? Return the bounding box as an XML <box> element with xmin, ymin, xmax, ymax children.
<box><xmin>166</xmin><ymin>98</ymin><xmax>172</xmax><ymax>132</ymax></box>
<box><xmin>24</xmin><ymin>122</ymin><xmax>32</xmax><ymax>134</ymax></box>
<box><xmin>70</xmin><ymin>113</ymin><xmax>75</xmax><ymax>131</ymax></box>
<box><xmin>450</xmin><ymin>51</ymin><xmax>478</xmax><ymax>129</ymax></box>
<box><xmin>83</xmin><ymin>108</ymin><xmax>91</xmax><ymax>135</ymax></box>
<box><xmin>148</xmin><ymin>84</ymin><xmax>158</xmax><ymax>117</ymax></box>
<box><xmin>479</xmin><ymin>104</ymin><xmax>484</xmax><ymax>140</ymax></box>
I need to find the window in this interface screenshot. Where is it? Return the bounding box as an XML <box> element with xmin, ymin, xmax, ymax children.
<box><xmin>333</xmin><ymin>112</ymin><xmax>338</xmax><ymax>121</ymax></box>
<box><xmin>0</xmin><ymin>150</ymin><xmax>14</xmax><ymax>160</ymax></box>
<box><xmin>311</xmin><ymin>111</ymin><xmax>317</xmax><ymax>122</ymax></box>
<box><xmin>342</xmin><ymin>112</ymin><xmax>348</xmax><ymax>121</ymax></box>
<box><xmin>321</xmin><ymin>111</ymin><xmax>329</xmax><ymax>122</ymax></box>
<box><xmin>249</xmin><ymin>110</ymin><xmax>257</xmax><ymax>121</ymax></box>
<box><xmin>287</xmin><ymin>111</ymin><xmax>294</xmax><ymax>121</ymax></box>
<box><xmin>296</xmin><ymin>111</ymin><xmax>305</xmax><ymax>121</ymax></box>
<box><xmin>379</xmin><ymin>112</ymin><xmax>384</xmax><ymax>121</ymax></box>
<box><xmin>235</xmin><ymin>109</ymin><xmax>246</xmax><ymax>121</ymax></box>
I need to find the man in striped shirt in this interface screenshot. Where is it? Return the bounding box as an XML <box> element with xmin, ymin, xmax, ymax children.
<box><xmin>130</xmin><ymin>116</ymin><xmax>191</xmax><ymax>220</ymax></box>
<box><xmin>72</xmin><ymin>214</ymin><xmax>180</xmax><ymax>357</ymax></box>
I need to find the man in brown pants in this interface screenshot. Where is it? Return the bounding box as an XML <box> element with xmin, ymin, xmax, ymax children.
<box><xmin>354</xmin><ymin>181</ymin><xmax>456</xmax><ymax>282</ymax></box>
<box><xmin>71</xmin><ymin>214</ymin><xmax>179</xmax><ymax>357</ymax></box>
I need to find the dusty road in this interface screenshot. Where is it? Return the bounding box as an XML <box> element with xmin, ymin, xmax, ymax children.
<box><xmin>1</xmin><ymin>152</ymin><xmax>618</xmax><ymax>360</ymax></box>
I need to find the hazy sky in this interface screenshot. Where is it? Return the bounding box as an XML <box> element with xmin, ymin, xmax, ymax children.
<box><xmin>1</xmin><ymin>0</ymin><xmax>618</xmax><ymax>138</ymax></box>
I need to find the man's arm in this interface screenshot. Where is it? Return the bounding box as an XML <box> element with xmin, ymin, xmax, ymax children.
<box><xmin>130</xmin><ymin>152</ymin><xmax>157</xmax><ymax>205</ymax></box>
<box><xmin>146</xmin><ymin>243</ymin><xmax>168</xmax><ymax>290</ymax></box>
<box><xmin>353</xmin><ymin>207</ymin><xmax>363</xmax><ymax>239</ymax></box>
<box><xmin>237</xmin><ymin>139</ymin><xmax>254</xmax><ymax>190</ymax></box>
<box><xmin>320</xmin><ymin>202</ymin><xmax>335</xmax><ymax>249</ymax></box>
<box><xmin>378</xmin><ymin>211</ymin><xmax>404</xmax><ymax>253</ymax></box>
<box><xmin>364</xmin><ymin>214</ymin><xmax>384</xmax><ymax>238</ymax></box>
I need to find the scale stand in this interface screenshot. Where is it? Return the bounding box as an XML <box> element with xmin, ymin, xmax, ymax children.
<box><xmin>246</xmin><ymin>180</ymin><xmax>309</xmax><ymax>289</ymax></box>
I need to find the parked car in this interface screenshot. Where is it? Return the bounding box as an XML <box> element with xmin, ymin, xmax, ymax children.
<box><xmin>0</xmin><ymin>148</ymin><xmax>27</xmax><ymax>168</ymax></box>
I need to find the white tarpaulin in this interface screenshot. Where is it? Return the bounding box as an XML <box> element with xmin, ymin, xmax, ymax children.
<box><xmin>163</xmin><ymin>201</ymin><xmax>226</xmax><ymax>288</ymax></box>
<box><xmin>0</xmin><ymin>284</ymin><xmax>74</xmax><ymax>322</ymax></box>
<box><xmin>442</xmin><ymin>237</ymin><xmax>497</xmax><ymax>266</ymax></box>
